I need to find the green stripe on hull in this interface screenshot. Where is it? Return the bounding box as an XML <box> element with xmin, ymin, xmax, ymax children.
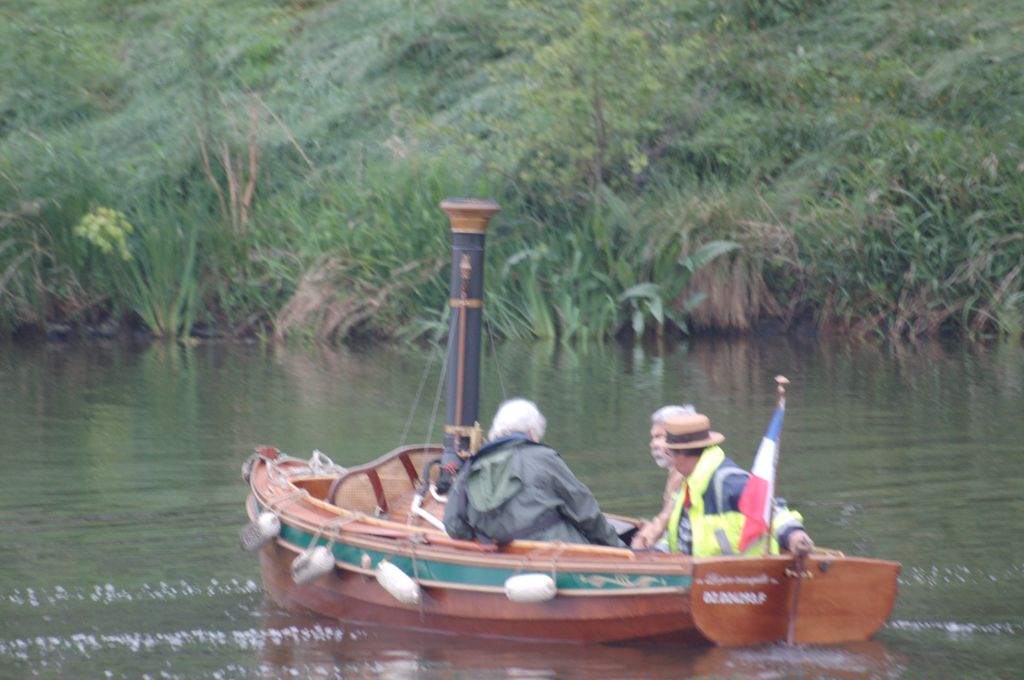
<box><xmin>276</xmin><ymin>520</ymin><xmax>689</xmax><ymax>592</ymax></box>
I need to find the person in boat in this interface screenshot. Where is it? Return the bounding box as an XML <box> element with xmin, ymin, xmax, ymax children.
<box><xmin>660</xmin><ymin>411</ymin><xmax>814</xmax><ymax>557</ymax></box>
<box><xmin>443</xmin><ymin>398</ymin><xmax>626</xmax><ymax>547</ymax></box>
<box><xmin>630</xmin><ymin>404</ymin><xmax>695</xmax><ymax>550</ymax></box>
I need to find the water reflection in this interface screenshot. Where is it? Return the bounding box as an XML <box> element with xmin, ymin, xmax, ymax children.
<box><xmin>255</xmin><ymin>612</ymin><xmax>906</xmax><ymax>680</ymax></box>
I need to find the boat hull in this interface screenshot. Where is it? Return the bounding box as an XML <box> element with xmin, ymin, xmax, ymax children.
<box><xmin>243</xmin><ymin>448</ymin><xmax>899</xmax><ymax>646</ymax></box>
<box><xmin>691</xmin><ymin>554</ymin><xmax>901</xmax><ymax>646</ymax></box>
<box><xmin>258</xmin><ymin>539</ymin><xmax>705</xmax><ymax>644</ymax></box>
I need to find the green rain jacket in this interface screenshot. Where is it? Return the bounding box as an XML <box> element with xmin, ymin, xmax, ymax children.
<box><xmin>443</xmin><ymin>435</ymin><xmax>626</xmax><ymax>547</ymax></box>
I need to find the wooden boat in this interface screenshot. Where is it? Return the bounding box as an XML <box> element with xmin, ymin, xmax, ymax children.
<box><xmin>240</xmin><ymin>199</ymin><xmax>899</xmax><ymax>646</ymax></box>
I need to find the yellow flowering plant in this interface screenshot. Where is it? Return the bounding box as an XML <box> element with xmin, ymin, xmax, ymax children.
<box><xmin>73</xmin><ymin>208</ymin><xmax>134</xmax><ymax>262</ymax></box>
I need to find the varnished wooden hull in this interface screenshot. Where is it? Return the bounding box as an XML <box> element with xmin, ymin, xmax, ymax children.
<box><xmin>691</xmin><ymin>554</ymin><xmax>901</xmax><ymax>646</ymax></box>
<box><xmin>243</xmin><ymin>446</ymin><xmax>899</xmax><ymax>645</ymax></box>
<box><xmin>258</xmin><ymin>539</ymin><xmax>704</xmax><ymax>644</ymax></box>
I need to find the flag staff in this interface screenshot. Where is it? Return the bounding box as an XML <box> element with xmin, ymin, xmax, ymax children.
<box><xmin>764</xmin><ymin>375</ymin><xmax>789</xmax><ymax>556</ymax></box>
<box><xmin>771</xmin><ymin>374</ymin><xmax>805</xmax><ymax>646</ymax></box>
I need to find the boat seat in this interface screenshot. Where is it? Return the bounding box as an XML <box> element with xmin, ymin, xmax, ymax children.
<box><xmin>327</xmin><ymin>444</ymin><xmax>441</xmax><ymax>516</ymax></box>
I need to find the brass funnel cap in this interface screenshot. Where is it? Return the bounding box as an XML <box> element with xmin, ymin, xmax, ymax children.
<box><xmin>441</xmin><ymin>198</ymin><xmax>501</xmax><ymax>234</ymax></box>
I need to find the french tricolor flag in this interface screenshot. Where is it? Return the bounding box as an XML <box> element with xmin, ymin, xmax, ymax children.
<box><xmin>737</xmin><ymin>400</ymin><xmax>785</xmax><ymax>552</ymax></box>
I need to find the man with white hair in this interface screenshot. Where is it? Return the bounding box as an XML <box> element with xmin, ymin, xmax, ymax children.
<box><xmin>661</xmin><ymin>411</ymin><xmax>813</xmax><ymax>557</ymax></box>
<box><xmin>443</xmin><ymin>398</ymin><xmax>626</xmax><ymax>547</ymax></box>
<box><xmin>630</xmin><ymin>404</ymin><xmax>695</xmax><ymax>550</ymax></box>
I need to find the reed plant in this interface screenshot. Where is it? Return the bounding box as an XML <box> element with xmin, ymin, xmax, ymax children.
<box><xmin>489</xmin><ymin>186</ymin><xmax>738</xmax><ymax>340</ymax></box>
<box><xmin>0</xmin><ymin>145</ymin><xmax>117</xmax><ymax>329</ymax></box>
<box><xmin>74</xmin><ymin>202</ymin><xmax>202</xmax><ymax>340</ymax></box>
<box><xmin>272</xmin><ymin>153</ymin><xmax>500</xmax><ymax>342</ymax></box>
<box><xmin>122</xmin><ymin>209</ymin><xmax>201</xmax><ymax>340</ymax></box>
<box><xmin>792</xmin><ymin>115</ymin><xmax>1023</xmax><ymax>340</ymax></box>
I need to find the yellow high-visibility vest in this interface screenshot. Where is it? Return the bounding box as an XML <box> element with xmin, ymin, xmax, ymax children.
<box><xmin>667</xmin><ymin>446</ymin><xmax>803</xmax><ymax>556</ymax></box>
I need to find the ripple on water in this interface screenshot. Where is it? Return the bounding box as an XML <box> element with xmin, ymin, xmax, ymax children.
<box><xmin>0</xmin><ymin>624</ymin><xmax>352</xmax><ymax>672</ymax></box>
<box><xmin>899</xmin><ymin>562</ymin><xmax>1024</xmax><ymax>589</ymax></box>
<box><xmin>3</xmin><ymin>623</ymin><xmax>915</xmax><ymax>680</ymax></box>
<box><xmin>889</xmin><ymin>620</ymin><xmax>1024</xmax><ymax>637</ymax></box>
<box><xmin>3</xmin><ymin>578</ymin><xmax>261</xmax><ymax>607</ymax></box>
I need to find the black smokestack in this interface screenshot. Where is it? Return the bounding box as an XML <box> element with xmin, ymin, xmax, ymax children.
<box><xmin>435</xmin><ymin>198</ymin><xmax>500</xmax><ymax>494</ymax></box>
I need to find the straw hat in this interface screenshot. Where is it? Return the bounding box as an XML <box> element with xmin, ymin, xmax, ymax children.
<box><xmin>662</xmin><ymin>413</ymin><xmax>725</xmax><ymax>451</ymax></box>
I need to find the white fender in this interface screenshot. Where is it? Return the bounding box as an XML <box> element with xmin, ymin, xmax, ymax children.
<box><xmin>291</xmin><ymin>546</ymin><xmax>335</xmax><ymax>585</ymax></box>
<box><xmin>504</xmin><ymin>573</ymin><xmax>557</xmax><ymax>603</ymax></box>
<box><xmin>375</xmin><ymin>560</ymin><xmax>421</xmax><ymax>606</ymax></box>
<box><xmin>239</xmin><ymin>512</ymin><xmax>281</xmax><ymax>552</ymax></box>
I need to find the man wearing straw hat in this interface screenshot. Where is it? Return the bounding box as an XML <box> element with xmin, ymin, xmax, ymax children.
<box><xmin>661</xmin><ymin>412</ymin><xmax>813</xmax><ymax>557</ymax></box>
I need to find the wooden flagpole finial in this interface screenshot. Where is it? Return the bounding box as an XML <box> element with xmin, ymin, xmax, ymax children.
<box><xmin>775</xmin><ymin>375</ymin><xmax>789</xmax><ymax>401</ymax></box>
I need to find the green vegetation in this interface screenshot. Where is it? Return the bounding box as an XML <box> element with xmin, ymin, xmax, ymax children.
<box><xmin>1</xmin><ymin>0</ymin><xmax>1021</xmax><ymax>343</ymax></box>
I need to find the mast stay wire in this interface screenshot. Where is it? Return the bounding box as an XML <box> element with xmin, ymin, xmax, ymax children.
<box><xmin>398</xmin><ymin>334</ymin><xmax>442</xmax><ymax>449</ymax></box>
<box><xmin>422</xmin><ymin>327</ymin><xmax>452</xmax><ymax>450</ymax></box>
<box><xmin>399</xmin><ymin>306</ymin><xmax>507</xmax><ymax>451</ymax></box>
<box><xmin>411</xmin><ymin>319</ymin><xmax>456</xmax><ymax>450</ymax></box>
<box><xmin>485</xmin><ymin>311</ymin><xmax>508</xmax><ymax>402</ymax></box>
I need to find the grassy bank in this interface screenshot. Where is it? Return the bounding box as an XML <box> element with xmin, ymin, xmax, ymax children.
<box><xmin>1</xmin><ymin>0</ymin><xmax>1021</xmax><ymax>343</ymax></box>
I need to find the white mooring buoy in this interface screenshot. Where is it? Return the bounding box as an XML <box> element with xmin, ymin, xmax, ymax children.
<box><xmin>504</xmin><ymin>573</ymin><xmax>557</xmax><ymax>603</ymax></box>
<box><xmin>239</xmin><ymin>511</ymin><xmax>281</xmax><ymax>552</ymax></box>
<box><xmin>291</xmin><ymin>545</ymin><xmax>336</xmax><ymax>585</ymax></box>
<box><xmin>375</xmin><ymin>560</ymin><xmax>421</xmax><ymax>606</ymax></box>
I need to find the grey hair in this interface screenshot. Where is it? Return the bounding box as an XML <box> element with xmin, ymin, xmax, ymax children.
<box><xmin>651</xmin><ymin>404</ymin><xmax>695</xmax><ymax>424</ymax></box>
<box><xmin>488</xmin><ymin>398</ymin><xmax>547</xmax><ymax>441</ymax></box>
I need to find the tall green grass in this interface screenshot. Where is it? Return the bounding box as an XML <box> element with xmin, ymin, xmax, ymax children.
<box><xmin>1</xmin><ymin>0</ymin><xmax>1021</xmax><ymax>343</ymax></box>
<box><xmin>488</xmin><ymin>186</ymin><xmax>738</xmax><ymax>340</ymax></box>
<box><xmin>73</xmin><ymin>202</ymin><xmax>202</xmax><ymax>339</ymax></box>
<box><xmin>122</xmin><ymin>206</ymin><xmax>201</xmax><ymax>339</ymax></box>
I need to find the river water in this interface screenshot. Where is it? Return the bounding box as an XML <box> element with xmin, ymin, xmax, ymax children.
<box><xmin>1</xmin><ymin>336</ymin><xmax>1022</xmax><ymax>679</ymax></box>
